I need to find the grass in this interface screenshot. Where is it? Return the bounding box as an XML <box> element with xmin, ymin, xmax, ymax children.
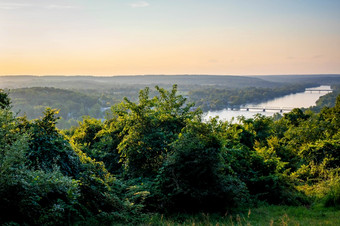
<box><xmin>145</xmin><ymin>205</ymin><xmax>340</xmax><ymax>225</ymax></box>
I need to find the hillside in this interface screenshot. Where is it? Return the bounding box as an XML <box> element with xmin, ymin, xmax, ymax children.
<box><xmin>1</xmin><ymin>75</ymin><xmax>284</xmax><ymax>90</ymax></box>
<box><xmin>255</xmin><ymin>74</ymin><xmax>340</xmax><ymax>85</ymax></box>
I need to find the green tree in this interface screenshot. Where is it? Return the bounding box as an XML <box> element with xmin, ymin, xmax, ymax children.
<box><xmin>68</xmin><ymin>117</ymin><xmax>123</xmax><ymax>174</ymax></box>
<box><xmin>19</xmin><ymin>108</ymin><xmax>81</xmax><ymax>176</ymax></box>
<box><xmin>156</xmin><ymin>121</ymin><xmax>248</xmax><ymax>212</ymax></box>
<box><xmin>240</xmin><ymin>114</ymin><xmax>274</xmax><ymax>147</ymax></box>
<box><xmin>112</xmin><ymin>85</ymin><xmax>200</xmax><ymax>178</ymax></box>
<box><xmin>0</xmin><ymin>107</ymin><xmax>80</xmax><ymax>225</ymax></box>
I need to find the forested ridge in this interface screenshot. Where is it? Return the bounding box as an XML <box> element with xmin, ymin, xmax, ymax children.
<box><xmin>0</xmin><ymin>85</ymin><xmax>339</xmax><ymax>225</ymax></box>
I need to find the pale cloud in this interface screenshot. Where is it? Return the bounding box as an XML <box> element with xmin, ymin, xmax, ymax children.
<box><xmin>0</xmin><ymin>2</ymin><xmax>79</xmax><ymax>10</ymax></box>
<box><xmin>46</xmin><ymin>4</ymin><xmax>79</xmax><ymax>10</ymax></box>
<box><xmin>0</xmin><ymin>3</ymin><xmax>31</xmax><ymax>10</ymax></box>
<box><xmin>312</xmin><ymin>55</ymin><xmax>323</xmax><ymax>59</ymax></box>
<box><xmin>129</xmin><ymin>1</ymin><xmax>150</xmax><ymax>8</ymax></box>
<box><xmin>209</xmin><ymin>59</ymin><xmax>219</xmax><ymax>63</ymax></box>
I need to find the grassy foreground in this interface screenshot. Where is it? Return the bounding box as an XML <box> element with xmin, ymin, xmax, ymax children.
<box><xmin>146</xmin><ymin>205</ymin><xmax>340</xmax><ymax>226</ymax></box>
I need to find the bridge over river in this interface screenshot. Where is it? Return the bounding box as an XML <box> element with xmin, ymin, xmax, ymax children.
<box><xmin>237</xmin><ymin>107</ymin><xmax>294</xmax><ymax>113</ymax></box>
<box><xmin>235</xmin><ymin>86</ymin><xmax>332</xmax><ymax>113</ymax></box>
<box><xmin>305</xmin><ymin>87</ymin><xmax>332</xmax><ymax>93</ymax></box>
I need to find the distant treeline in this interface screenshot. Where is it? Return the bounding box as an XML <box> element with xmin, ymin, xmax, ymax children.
<box><xmin>2</xmin><ymin>74</ymin><xmax>340</xmax><ymax>90</ymax></box>
<box><xmin>0</xmin><ymin>75</ymin><xmax>281</xmax><ymax>90</ymax></box>
<box><xmin>8</xmin><ymin>87</ymin><xmax>103</xmax><ymax>128</ymax></box>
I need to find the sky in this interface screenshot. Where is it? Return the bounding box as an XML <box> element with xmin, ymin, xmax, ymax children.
<box><xmin>1</xmin><ymin>0</ymin><xmax>340</xmax><ymax>76</ymax></box>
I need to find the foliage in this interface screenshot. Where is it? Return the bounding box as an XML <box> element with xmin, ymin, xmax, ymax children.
<box><xmin>18</xmin><ymin>108</ymin><xmax>81</xmax><ymax>176</ymax></box>
<box><xmin>0</xmin><ymin>89</ymin><xmax>11</xmax><ymax>109</ymax></box>
<box><xmin>156</xmin><ymin>121</ymin><xmax>249</xmax><ymax>212</ymax></box>
<box><xmin>324</xmin><ymin>174</ymin><xmax>340</xmax><ymax>208</ymax></box>
<box><xmin>110</xmin><ymin>85</ymin><xmax>200</xmax><ymax>178</ymax></box>
<box><xmin>67</xmin><ymin>117</ymin><xmax>123</xmax><ymax>174</ymax></box>
<box><xmin>1</xmin><ymin>106</ymin><xmax>145</xmax><ymax>225</ymax></box>
<box><xmin>0</xmin><ymin>108</ymin><xmax>80</xmax><ymax>225</ymax></box>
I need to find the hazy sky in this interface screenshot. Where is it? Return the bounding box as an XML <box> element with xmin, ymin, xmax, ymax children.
<box><xmin>1</xmin><ymin>0</ymin><xmax>340</xmax><ymax>75</ymax></box>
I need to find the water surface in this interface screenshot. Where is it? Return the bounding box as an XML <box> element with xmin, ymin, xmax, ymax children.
<box><xmin>204</xmin><ymin>85</ymin><xmax>331</xmax><ymax>122</ymax></box>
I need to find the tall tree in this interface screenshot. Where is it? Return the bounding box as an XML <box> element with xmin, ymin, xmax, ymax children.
<box><xmin>111</xmin><ymin>85</ymin><xmax>200</xmax><ymax>178</ymax></box>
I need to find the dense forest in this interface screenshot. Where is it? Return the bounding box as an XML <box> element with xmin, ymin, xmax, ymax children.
<box><xmin>0</xmin><ymin>84</ymin><xmax>339</xmax><ymax>225</ymax></box>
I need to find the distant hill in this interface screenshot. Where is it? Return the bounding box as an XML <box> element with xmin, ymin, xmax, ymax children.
<box><xmin>1</xmin><ymin>75</ymin><xmax>283</xmax><ymax>90</ymax></box>
<box><xmin>254</xmin><ymin>74</ymin><xmax>340</xmax><ymax>85</ymax></box>
<box><xmin>2</xmin><ymin>74</ymin><xmax>338</xmax><ymax>90</ymax></box>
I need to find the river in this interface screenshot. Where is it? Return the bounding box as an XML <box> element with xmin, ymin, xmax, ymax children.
<box><xmin>203</xmin><ymin>85</ymin><xmax>332</xmax><ymax>122</ymax></box>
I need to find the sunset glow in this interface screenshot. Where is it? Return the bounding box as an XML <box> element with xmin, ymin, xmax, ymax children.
<box><xmin>1</xmin><ymin>0</ymin><xmax>340</xmax><ymax>75</ymax></box>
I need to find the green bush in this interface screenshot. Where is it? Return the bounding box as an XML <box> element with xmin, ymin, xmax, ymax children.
<box><xmin>0</xmin><ymin>108</ymin><xmax>80</xmax><ymax>225</ymax></box>
<box><xmin>324</xmin><ymin>175</ymin><xmax>340</xmax><ymax>208</ymax></box>
<box><xmin>155</xmin><ymin>122</ymin><xmax>249</xmax><ymax>212</ymax></box>
<box><xmin>0</xmin><ymin>89</ymin><xmax>10</xmax><ymax>109</ymax></box>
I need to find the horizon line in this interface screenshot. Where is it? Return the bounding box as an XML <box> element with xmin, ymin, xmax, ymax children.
<box><xmin>1</xmin><ymin>73</ymin><xmax>340</xmax><ymax>77</ymax></box>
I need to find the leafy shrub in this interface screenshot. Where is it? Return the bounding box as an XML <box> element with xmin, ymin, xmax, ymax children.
<box><xmin>0</xmin><ymin>108</ymin><xmax>80</xmax><ymax>225</ymax></box>
<box><xmin>19</xmin><ymin>108</ymin><xmax>81</xmax><ymax>176</ymax></box>
<box><xmin>0</xmin><ymin>89</ymin><xmax>10</xmax><ymax>109</ymax></box>
<box><xmin>324</xmin><ymin>175</ymin><xmax>340</xmax><ymax>208</ymax></box>
<box><xmin>110</xmin><ymin>85</ymin><xmax>199</xmax><ymax>178</ymax></box>
<box><xmin>155</xmin><ymin>122</ymin><xmax>249</xmax><ymax>212</ymax></box>
<box><xmin>300</xmin><ymin>139</ymin><xmax>340</xmax><ymax>168</ymax></box>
